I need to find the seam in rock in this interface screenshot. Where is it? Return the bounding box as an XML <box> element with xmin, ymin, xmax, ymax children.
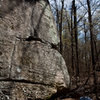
<box><xmin>0</xmin><ymin>79</ymin><xmax>54</xmax><ymax>87</ymax></box>
<box><xmin>16</xmin><ymin>36</ymin><xmax>58</xmax><ymax>50</ymax></box>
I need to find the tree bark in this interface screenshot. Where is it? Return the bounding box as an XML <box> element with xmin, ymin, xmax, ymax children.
<box><xmin>71</xmin><ymin>7</ymin><xmax>74</xmax><ymax>73</ymax></box>
<box><xmin>73</xmin><ymin>0</ymin><xmax>79</xmax><ymax>77</ymax></box>
<box><xmin>87</xmin><ymin>0</ymin><xmax>98</xmax><ymax>99</ymax></box>
<box><xmin>59</xmin><ymin>0</ymin><xmax>64</xmax><ymax>54</ymax></box>
<box><xmin>83</xmin><ymin>19</ymin><xmax>89</xmax><ymax>74</ymax></box>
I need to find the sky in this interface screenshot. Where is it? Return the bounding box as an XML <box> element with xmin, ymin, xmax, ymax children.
<box><xmin>49</xmin><ymin>0</ymin><xmax>84</xmax><ymax>11</ymax></box>
<box><xmin>49</xmin><ymin>0</ymin><xmax>100</xmax><ymax>40</ymax></box>
<box><xmin>49</xmin><ymin>0</ymin><xmax>72</xmax><ymax>7</ymax></box>
<box><xmin>49</xmin><ymin>0</ymin><xmax>83</xmax><ymax>7</ymax></box>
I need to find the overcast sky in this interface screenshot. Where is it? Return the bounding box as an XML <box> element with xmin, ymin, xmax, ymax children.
<box><xmin>49</xmin><ymin>0</ymin><xmax>72</xmax><ymax>7</ymax></box>
<box><xmin>49</xmin><ymin>0</ymin><xmax>83</xmax><ymax>9</ymax></box>
<box><xmin>49</xmin><ymin>0</ymin><xmax>87</xmax><ymax>7</ymax></box>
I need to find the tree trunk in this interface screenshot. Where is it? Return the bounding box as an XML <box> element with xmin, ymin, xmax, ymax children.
<box><xmin>83</xmin><ymin>19</ymin><xmax>89</xmax><ymax>74</ymax></box>
<box><xmin>71</xmin><ymin>7</ymin><xmax>74</xmax><ymax>74</ymax></box>
<box><xmin>73</xmin><ymin>0</ymin><xmax>79</xmax><ymax>77</ymax></box>
<box><xmin>87</xmin><ymin>0</ymin><xmax>98</xmax><ymax>99</ymax></box>
<box><xmin>59</xmin><ymin>0</ymin><xmax>64</xmax><ymax>54</ymax></box>
<box><xmin>54</xmin><ymin>0</ymin><xmax>59</xmax><ymax>31</ymax></box>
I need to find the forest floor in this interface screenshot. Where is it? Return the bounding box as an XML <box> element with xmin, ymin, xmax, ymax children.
<box><xmin>70</xmin><ymin>72</ymin><xmax>100</xmax><ymax>100</ymax></box>
<box><xmin>47</xmin><ymin>72</ymin><xmax>100</xmax><ymax>100</ymax></box>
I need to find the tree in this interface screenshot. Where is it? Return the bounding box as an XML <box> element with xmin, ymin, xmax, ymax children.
<box><xmin>59</xmin><ymin>0</ymin><xmax>64</xmax><ymax>54</ymax></box>
<box><xmin>87</xmin><ymin>0</ymin><xmax>98</xmax><ymax>99</ymax></box>
<box><xmin>72</xmin><ymin>0</ymin><xmax>79</xmax><ymax>77</ymax></box>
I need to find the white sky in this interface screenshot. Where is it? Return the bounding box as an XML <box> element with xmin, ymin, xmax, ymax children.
<box><xmin>49</xmin><ymin>0</ymin><xmax>83</xmax><ymax>9</ymax></box>
<box><xmin>49</xmin><ymin>0</ymin><xmax>72</xmax><ymax>7</ymax></box>
<box><xmin>49</xmin><ymin>0</ymin><xmax>85</xmax><ymax>6</ymax></box>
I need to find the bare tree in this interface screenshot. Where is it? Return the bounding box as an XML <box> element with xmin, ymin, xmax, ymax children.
<box><xmin>72</xmin><ymin>0</ymin><xmax>79</xmax><ymax>77</ymax></box>
<box><xmin>83</xmin><ymin>19</ymin><xmax>89</xmax><ymax>73</ymax></box>
<box><xmin>59</xmin><ymin>0</ymin><xmax>64</xmax><ymax>54</ymax></box>
<box><xmin>54</xmin><ymin>0</ymin><xmax>59</xmax><ymax>31</ymax></box>
<box><xmin>87</xmin><ymin>0</ymin><xmax>98</xmax><ymax>99</ymax></box>
<box><xmin>71</xmin><ymin>6</ymin><xmax>74</xmax><ymax>73</ymax></box>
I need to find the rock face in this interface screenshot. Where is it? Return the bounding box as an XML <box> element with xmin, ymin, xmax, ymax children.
<box><xmin>0</xmin><ymin>0</ymin><xmax>70</xmax><ymax>100</ymax></box>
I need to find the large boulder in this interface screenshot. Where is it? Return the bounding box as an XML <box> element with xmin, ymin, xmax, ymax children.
<box><xmin>0</xmin><ymin>0</ymin><xmax>70</xmax><ymax>100</ymax></box>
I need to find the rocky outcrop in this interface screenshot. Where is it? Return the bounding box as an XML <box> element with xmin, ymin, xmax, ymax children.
<box><xmin>0</xmin><ymin>0</ymin><xmax>70</xmax><ymax>100</ymax></box>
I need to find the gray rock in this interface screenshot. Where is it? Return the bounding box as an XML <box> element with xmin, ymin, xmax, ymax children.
<box><xmin>0</xmin><ymin>0</ymin><xmax>70</xmax><ymax>99</ymax></box>
<box><xmin>0</xmin><ymin>0</ymin><xmax>59</xmax><ymax>44</ymax></box>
